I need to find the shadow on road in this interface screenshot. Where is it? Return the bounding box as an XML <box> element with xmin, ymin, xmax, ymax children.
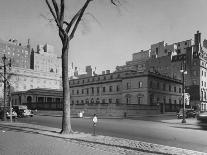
<box><xmin>170</xmin><ymin>122</ymin><xmax>207</xmax><ymax>131</ymax></box>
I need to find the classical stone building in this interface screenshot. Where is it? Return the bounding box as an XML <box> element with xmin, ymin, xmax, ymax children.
<box><xmin>69</xmin><ymin>69</ymin><xmax>182</xmax><ymax>113</ymax></box>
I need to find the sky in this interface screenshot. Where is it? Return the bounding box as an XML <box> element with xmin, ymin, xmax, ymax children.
<box><xmin>0</xmin><ymin>0</ymin><xmax>207</xmax><ymax>73</ymax></box>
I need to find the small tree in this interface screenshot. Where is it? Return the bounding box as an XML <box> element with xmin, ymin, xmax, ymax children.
<box><xmin>45</xmin><ymin>0</ymin><xmax>119</xmax><ymax>134</ymax></box>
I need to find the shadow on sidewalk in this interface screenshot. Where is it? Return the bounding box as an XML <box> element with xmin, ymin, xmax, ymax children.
<box><xmin>0</xmin><ymin>124</ymin><xmax>60</xmax><ymax>135</ymax></box>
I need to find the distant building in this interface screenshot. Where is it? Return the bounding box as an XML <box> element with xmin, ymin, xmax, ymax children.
<box><xmin>116</xmin><ymin>31</ymin><xmax>207</xmax><ymax>112</ymax></box>
<box><xmin>0</xmin><ymin>38</ymin><xmax>31</xmax><ymax>69</ymax></box>
<box><xmin>30</xmin><ymin>44</ymin><xmax>61</xmax><ymax>75</ymax></box>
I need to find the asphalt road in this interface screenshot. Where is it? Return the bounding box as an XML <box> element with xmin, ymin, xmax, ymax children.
<box><xmin>18</xmin><ymin>115</ymin><xmax>207</xmax><ymax>153</ymax></box>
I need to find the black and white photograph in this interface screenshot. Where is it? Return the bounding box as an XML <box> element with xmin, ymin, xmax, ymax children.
<box><xmin>0</xmin><ymin>0</ymin><xmax>207</xmax><ymax>154</ymax></box>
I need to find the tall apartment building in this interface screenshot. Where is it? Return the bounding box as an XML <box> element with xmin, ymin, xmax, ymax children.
<box><xmin>0</xmin><ymin>39</ymin><xmax>62</xmax><ymax>106</ymax></box>
<box><xmin>0</xmin><ymin>39</ymin><xmax>31</xmax><ymax>69</ymax></box>
<box><xmin>116</xmin><ymin>31</ymin><xmax>207</xmax><ymax>112</ymax></box>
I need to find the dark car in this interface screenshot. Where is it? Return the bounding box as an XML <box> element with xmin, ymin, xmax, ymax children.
<box><xmin>186</xmin><ymin>109</ymin><xmax>197</xmax><ymax>118</ymax></box>
<box><xmin>197</xmin><ymin>111</ymin><xmax>207</xmax><ymax>122</ymax></box>
<box><xmin>177</xmin><ymin>108</ymin><xmax>196</xmax><ymax>119</ymax></box>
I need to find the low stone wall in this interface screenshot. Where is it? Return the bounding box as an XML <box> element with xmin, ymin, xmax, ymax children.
<box><xmin>26</xmin><ymin>102</ymin><xmax>160</xmax><ymax>118</ymax></box>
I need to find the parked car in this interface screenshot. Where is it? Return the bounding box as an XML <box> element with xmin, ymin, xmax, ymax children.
<box><xmin>197</xmin><ymin>111</ymin><xmax>207</xmax><ymax>122</ymax></box>
<box><xmin>6</xmin><ymin>110</ymin><xmax>17</xmax><ymax>119</ymax></box>
<box><xmin>13</xmin><ymin>105</ymin><xmax>33</xmax><ymax>118</ymax></box>
<box><xmin>177</xmin><ymin>108</ymin><xmax>196</xmax><ymax>119</ymax></box>
<box><xmin>186</xmin><ymin>109</ymin><xmax>197</xmax><ymax>118</ymax></box>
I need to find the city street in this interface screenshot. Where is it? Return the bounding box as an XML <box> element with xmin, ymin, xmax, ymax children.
<box><xmin>17</xmin><ymin>115</ymin><xmax>207</xmax><ymax>153</ymax></box>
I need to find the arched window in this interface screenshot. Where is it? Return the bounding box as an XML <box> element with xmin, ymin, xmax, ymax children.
<box><xmin>27</xmin><ymin>96</ymin><xmax>32</xmax><ymax>103</ymax></box>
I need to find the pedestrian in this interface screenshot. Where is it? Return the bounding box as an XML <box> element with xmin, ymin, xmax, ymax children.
<box><xmin>92</xmin><ymin>114</ymin><xmax>97</xmax><ymax>136</ymax></box>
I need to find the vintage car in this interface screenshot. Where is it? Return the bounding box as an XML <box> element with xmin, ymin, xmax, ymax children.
<box><xmin>197</xmin><ymin>111</ymin><xmax>207</xmax><ymax>122</ymax></box>
<box><xmin>177</xmin><ymin>108</ymin><xmax>196</xmax><ymax>119</ymax></box>
<box><xmin>13</xmin><ymin>105</ymin><xmax>33</xmax><ymax>117</ymax></box>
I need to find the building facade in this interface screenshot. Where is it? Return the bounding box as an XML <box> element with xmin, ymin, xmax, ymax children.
<box><xmin>30</xmin><ymin>44</ymin><xmax>62</xmax><ymax>75</ymax></box>
<box><xmin>0</xmin><ymin>39</ymin><xmax>31</xmax><ymax>69</ymax></box>
<box><xmin>116</xmin><ymin>31</ymin><xmax>207</xmax><ymax>112</ymax></box>
<box><xmin>69</xmin><ymin>70</ymin><xmax>182</xmax><ymax>113</ymax></box>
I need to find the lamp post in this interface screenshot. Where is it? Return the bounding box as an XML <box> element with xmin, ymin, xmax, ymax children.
<box><xmin>1</xmin><ymin>54</ymin><xmax>12</xmax><ymax>121</ymax></box>
<box><xmin>180</xmin><ymin>61</ymin><xmax>187</xmax><ymax>123</ymax></box>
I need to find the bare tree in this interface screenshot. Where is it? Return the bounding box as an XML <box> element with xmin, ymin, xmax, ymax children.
<box><xmin>45</xmin><ymin>0</ymin><xmax>119</xmax><ymax>134</ymax></box>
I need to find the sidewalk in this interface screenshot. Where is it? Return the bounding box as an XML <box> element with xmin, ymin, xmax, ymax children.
<box><xmin>0</xmin><ymin>121</ymin><xmax>206</xmax><ymax>155</ymax></box>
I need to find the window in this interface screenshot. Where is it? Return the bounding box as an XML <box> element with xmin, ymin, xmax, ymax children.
<box><xmin>116</xmin><ymin>85</ymin><xmax>119</xmax><ymax>91</ymax></box>
<box><xmin>138</xmin><ymin>97</ymin><xmax>142</xmax><ymax>104</ymax></box>
<box><xmin>126</xmin><ymin>96</ymin><xmax>131</xmax><ymax>104</ymax></box>
<box><xmin>109</xmin><ymin>86</ymin><xmax>113</xmax><ymax>92</ymax></box>
<box><xmin>174</xmin><ymin>86</ymin><xmax>176</xmax><ymax>92</ymax></box>
<box><xmin>82</xmin><ymin>89</ymin><xmax>84</xmax><ymax>94</ymax></box>
<box><xmin>109</xmin><ymin>99</ymin><xmax>112</xmax><ymax>104</ymax></box>
<box><xmin>163</xmin><ymin>83</ymin><xmax>166</xmax><ymax>91</ymax></box>
<box><xmin>179</xmin><ymin>88</ymin><xmax>182</xmax><ymax>93</ymax></box>
<box><xmin>126</xmin><ymin>82</ymin><xmax>131</xmax><ymax>89</ymax></box>
<box><xmin>91</xmin><ymin>87</ymin><xmax>94</xmax><ymax>94</ymax></box>
<box><xmin>86</xmin><ymin>88</ymin><xmax>89</xmax><ymax>94</ymax></box>
<box><xmin>138</xmin><ymin>81</ymin><xmax>143</xmax><ymax>88</ymax></box>
<box><xmin>72</xmin><ymin>90</ymin><xmax>74</xmax><ymax>95</ymax></box>
<box><xmin>102</xmin><ymin>87</ymin><xmax>105</xmax><ymax>92</ymax></box>
<box><xmin>150</xmin><ymin>81</ymin><xmax>153</xmax><ymax>88</ymax></box>
<box><xmin>97</xmin><ymin>87</ymin><xmax>100</xmax><ymax>94</ymax></box>
<box><xmin>77</xmin><ymin>90</ymin><xmax>79</xmax><ymax>94</ymax></box>
<box><xmin>174</xmin><ymin>100</ymin><xmax>177</xmax><ymax>104</ymax></box>
<box><xmin>102</xmin><ymin>99</ymin><xmax>105</xmax><ymax>103</ymax></box>
<box><xmin>169</xmin><ymin>85</ymin><xmax>171</xmax><ymax>92</ymax></box>
<box><xmin>193</xmin><ymin>71</ymin><xmax>197</xmax><ymax>76</ymax></box>
<box><xmin>156</xmin><ymin>47</ymin><xmax>158</xmax><ymax>55</ymax></box>
<box><xmin>157</xmin><ymin>82</ymin><xmax>160</xmax><ymax>89</ymax></box>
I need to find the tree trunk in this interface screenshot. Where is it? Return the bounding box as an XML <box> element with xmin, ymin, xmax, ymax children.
<box><xmin>60</xmin><ymin>39</ymin><xmax>73</xmax><ymax>134</ymax></box>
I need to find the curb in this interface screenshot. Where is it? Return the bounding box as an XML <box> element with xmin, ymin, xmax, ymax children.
<box><xmin>0</xmin><ymin>122</ymin><xmax>206</xmax><ymax>155</ymax></box>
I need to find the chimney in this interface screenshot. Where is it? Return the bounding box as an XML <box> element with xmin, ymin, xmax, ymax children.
<box><xmin>106</xmin><ymin>70</ymin><xmax>110</xmax><ymax>74</ymax></box>
<box><xmin>102</xmin><ymin>71</ymin><xmax>105</xmax><ymax>75</ymax></box>
<box><xmin>194</xmin><ymin>30</ymin><xmax>201</xmax><ymax>46</ymax></box>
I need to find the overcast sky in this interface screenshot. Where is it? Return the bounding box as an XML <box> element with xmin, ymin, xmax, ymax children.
<box><xmin>0</xmin><ymin>0</ymin><xmax>207</xmax><ymax>73</ymax></box>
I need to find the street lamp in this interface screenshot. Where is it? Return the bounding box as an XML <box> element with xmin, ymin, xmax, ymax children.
<box><xmin>1</xmin><ymin>54</ymin><xmax>12</xmax><ymax>121</ymax></box>
<box><xmin>180</xmin><ymin>62</ymin><xmax>187</xmax><ymax>123</ymax></box>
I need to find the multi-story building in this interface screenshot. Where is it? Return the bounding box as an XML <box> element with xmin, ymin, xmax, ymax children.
<box><xmin>0</xmin><ymin>38</ymin><xmax>31</xmax><ymax>69</ymax></box>
<box><xmin>0</xmin><ymin>39</ymin><xmax>62</xmax><ymax>106</ymax></box>
<box><xmin>30</xmin><ymin>44</ymin><xmax>62</xmax><ymax>75</ymax></box>
<box><xmin>69</xmin><ymin>69</ymin><xmax>182</xmax><ymax>113</ymax></box>
<box><xmin>116</xmin><ymin>31</ymin><xmax>207</xmax><ymax>112</ymax></box>
<box><xmin>0</xmin><ymin>66</ymin><xmax>62</xmax><ymax>104</ymax></box>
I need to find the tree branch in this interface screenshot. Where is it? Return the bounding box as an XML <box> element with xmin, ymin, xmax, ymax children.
<box><xmin>45</xmin><ymin>0</ymin><xmax>66</xmax><ymax>38</ymax></box>
<box><xmin>52</xmin><ymin>0</ymin><xmax>60</xmax><ymax>20</ymax></box>
<box><xmin>69</xmin><ymin>0</ymin><xmax>93</xmax><ymax>40</ymax></box>
<box><xmin>60</xmin><ymin>0</ymin><xmax>65</xmax><ymax>25</ymax></box>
